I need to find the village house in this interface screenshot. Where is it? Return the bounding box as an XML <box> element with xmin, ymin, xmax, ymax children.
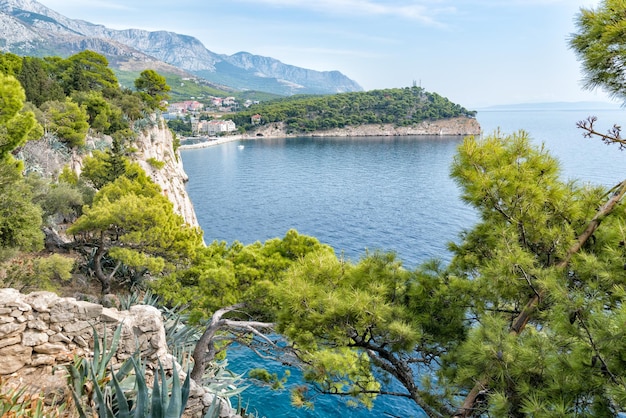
<box><xmin>195</xmin><ymin>119</ymin><xmax>237</xmax><ymax>136</ymax></box>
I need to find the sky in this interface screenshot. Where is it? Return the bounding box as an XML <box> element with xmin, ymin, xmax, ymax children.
<box><xmin>36</xmin><ymin>0</ymin><xmax>616</xmax><ymax>108</ymax></box>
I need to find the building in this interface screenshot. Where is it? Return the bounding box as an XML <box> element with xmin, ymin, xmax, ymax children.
<box><xmin>196</xmin><ymin>119</ymin><xmax>237</xmax><ymax>136</ymax></box>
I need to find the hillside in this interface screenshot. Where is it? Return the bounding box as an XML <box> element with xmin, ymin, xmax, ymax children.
<box><xmin>0</xmin><ymin>0</ymin><xmax>363</xmax><ymax>96</ymax></box>
<box><xmin>228</xmin><ymin>86</ymin><xmax>478</xmax><ymax>134</ymax></box>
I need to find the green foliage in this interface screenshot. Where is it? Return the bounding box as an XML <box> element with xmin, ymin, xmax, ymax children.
<box><xmin>71</xmin><ymin>90</ymin><xmax>115</xmax><ymax>133</ymax></box>
<box><xmin>0</xmin><ymin>166</ymin><xmax>44</xmax><ymax>259</ymax></box>
<box><xmin>439</xmin><ymin>131</ymin><xmax>626</xmax><ymax>415</ymax></box>
<box><xmin>570</xmin><ymin>0</ymin><xmax>626</xmax><ymax>101</ymax></box>
<box><xmin>67</xmin><ymin>324</ymin><xmax>191</xmax><ymax>418</ymax></box>
<box><xmin>167</xmin><ymin>118</ymin><xmax>192</xmax><ymax>137</ymax></box>
<box><xmin>37</xmin><ymin>180</ymin><xmax>85</xmax><ymax>221</ymax></box>
<box><xmin>0</xmin><ymin>73</ymin><xmax>41</xmax><ymax>157</ymax></box>
<box><xmin>0</xmin><ymin>376</ymin><xmax>67</xmax><ymax>417</ymax></box>
<box><xmin>33</xmin><ymin>253</ymin><xmax>74</xmax><ymax>282</ymax></box>
<box><xmin>0</xmin><ymin>160</ymin><xmax>44</xmax><ymax>254</ymax></box>
<box><xmin>147</xmin><ymin>157</ymin><xmax>166</xmax><ymax>170</ymax></box>
<box><xmin>248</xmin><ymin>368</ymin><xmax>290</xmax><ymax>390</ymax></box>
<box><xmin>228</xmin><ymin>86</ymin><xmax>476</xmax><ymax>133</ymax></box>
<box><xmin>80</xmin><ymin>139</ymin><xmax>133</xmax><ymax>190</ymax></box>
<box><xmin>115</xmin><ymin>70</ymin><xmax>232</xmax><ymax>102</ymax></box>
<box><xmin>151</xmin><ymin>229</ymin><xmax>331</xmax><ymax>321</ymax></box>
<box><xmin>17</xmin><ymin>56</ymin><xmax>65</xmax><ymax>106</ymax></box>
<box><xmin>61</xmin><ymin>50</ymin><xmax>119</xmax><ymax>97</ymax></box>
<box><xmin>40</xmin><ymin>98</ymin><xmax>89</xmax><ymax>147</ymax></box>
<box><xmin>0</xmin><ymin>51</ymin><xmax>23</xmax><ymax>77</ymax></box>
<box><xmin>59</xmin><ymin>165</ymin><xmax>79</xmax><ymax>185</ymax></box>
<box><xmin>68</xmin><ymin>167</ymin><xmax>203</xmax><ymax>293</ymax></box>
<box><xmin>135</xmin><ymin>69</ymin><xmax>171</xmax><ymax>110</ymax></box>
<box><xmin>0</xmin><ymin>253</ymin><xmax>71</xmax><ymax>292</ymax></box>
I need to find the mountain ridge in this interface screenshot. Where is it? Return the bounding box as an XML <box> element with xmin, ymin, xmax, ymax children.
<box><xmin>0</xmin><ymin>0</ymin><xmax>363</xmax><ymax>96</ymax></box>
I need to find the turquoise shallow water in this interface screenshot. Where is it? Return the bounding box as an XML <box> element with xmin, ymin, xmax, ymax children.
<box><xmin>180</xmin><ymin>108</ymin><xmax>626</xmax><ymax>417</ymax></box>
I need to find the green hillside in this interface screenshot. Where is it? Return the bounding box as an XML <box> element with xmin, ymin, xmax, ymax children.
<box><xmin>227</xmin><ymin>86</ymin><xmax>476</xmax><ymax>133</ymax></box>
<box><xmin>115</xmin><ymin>69</ymin><xmax>282</xmax><ymax>103</ymax></box>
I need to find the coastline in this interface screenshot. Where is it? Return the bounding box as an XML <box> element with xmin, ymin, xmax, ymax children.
<box><xmin>178</xmin><ymin>135</ymin><xmax>246</xmax><ymax>150</ymax></box>
<box><xmin>177</xmin><ymin>116</ymin><xmax>481</xmax><ymax>150</ymax></box>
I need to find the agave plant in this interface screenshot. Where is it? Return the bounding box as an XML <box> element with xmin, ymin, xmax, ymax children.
<box><xmin>66</xmin><ymin>322</ymin><xmax>191</xmax><ymax>418</ymax></box>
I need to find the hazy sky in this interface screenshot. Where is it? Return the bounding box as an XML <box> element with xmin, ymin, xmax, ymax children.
<box><xmin>37</xmin><ymin>0</ymin><xmax>615</xmax><ymax>108</ymax></box>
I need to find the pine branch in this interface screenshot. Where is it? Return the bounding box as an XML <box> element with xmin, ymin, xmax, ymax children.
<box><xmin>454</xmin><ymin>178</ymin><xmax>626</xmax><ymax>417</ymax></box>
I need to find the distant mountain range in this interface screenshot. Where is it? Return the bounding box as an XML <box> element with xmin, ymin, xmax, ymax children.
<box><xmin>0</xmin><ymin>0</ymin><xmax>363</xmax><ymax>96</ymax></box>
<box><xmin>478</xmin><ymin>101</ymin><xmax>622</xmax><ymax>111</ymax></box>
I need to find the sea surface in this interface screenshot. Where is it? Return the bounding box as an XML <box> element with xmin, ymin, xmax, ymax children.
<box><xmin>179</xmin><ymin>107</ymin><xmax>626</xmax><ymax>417</ymax></box>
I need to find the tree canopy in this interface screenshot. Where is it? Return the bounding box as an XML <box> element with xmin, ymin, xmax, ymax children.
<box><xmin>570</xmin><ymin>0</ymin><xmax>626</xmax><ymax>102</ymax></box>
<box><xmin>68</xmin><ymin>160</ymin><xmax>203</xmax><ymax>294</ymax></box>
<box><xmin>227</xmin><ymin>86</ymin><xmax>476</xmax><ymax>134</ymax></box>
<box><xmin>0</xmin><ymin>74</ymin><xmax>44</xmax><ymax>257</ymax></box>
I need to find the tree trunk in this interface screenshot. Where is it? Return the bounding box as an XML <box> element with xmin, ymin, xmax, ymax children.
<box><xmin>92</xmin><ymin>232</ymin><xmax>111</xmax><ymax>294</ymax></box>
<box><xmin>190</xmin><ymin>304</ymin><xmax>244</xmax><ymax>383</ymax></box>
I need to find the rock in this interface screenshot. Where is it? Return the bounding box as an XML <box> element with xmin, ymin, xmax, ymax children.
<box><xmin>33</xmin><ymin>342</ymin><xmax>67</xmax><ymax>355</ymax></box>
<box><xmin>31</xmin><ymin>354</ymin><xmax>56</xmax><ymax>366</ymax></box>
<box><xmin>24</xmin><ymin>291</ymin><xmax>60</xmax><ymax>312</ymax></box>
<box><xmin>0</xmin><ymin>289</ymin><xmax>240</xmax><ymax>418</ymax></box>
<box><xmin>0</xmin><ymin>288</ymin><xmax>21</xmax><ymax>306</ymax></box>
<box><xmin>249</xmin><ymin>116</ymin><xmax>481</xmax><ymax>138</ymax></box>
<box><xmin>0</xmin><ymin>322</ymin><xmax>26</xmax><ymax>339</ymax></box>
<box><xmin>75</xmin><ymin>300</ymin><xmax>103</xmax><ymax>319</ymax></box>
<box><xmin>0</xmin><ymin>345</ymin><xmax>32</xmax><ymax>374</ymax></box>
<box><xmin>22</xmin><ymin>330</ymin><xmax>49</xmax><ymax>346</ymax></box>
<box><xmin>0</xmin><ymin>335</ymin><xmax>21</xmax><ymax>349</ymax></box>
<box><xmin>62</xmin><ymin>320</ymin><xmax>91</xmax><ymax>334</ymax></box>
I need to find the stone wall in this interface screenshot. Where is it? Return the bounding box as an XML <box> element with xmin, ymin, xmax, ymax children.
<box><xmin>0</xmin><ymin>288</ymin><xmax>238</xmax><ymax>418</ymax></box>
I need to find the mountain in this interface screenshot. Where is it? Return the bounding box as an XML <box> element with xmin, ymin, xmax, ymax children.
<box><xmin>0</xmin><ymin>0</ymin><xmax>363</xmax><ymax>96</ymax></box>
<box><xmin>477</xmin><ymin>101</ymin><xmax>622</xmax><ymax>111</ymax></box>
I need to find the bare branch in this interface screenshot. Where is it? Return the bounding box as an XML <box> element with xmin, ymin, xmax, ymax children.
<box><xmin>577</xmin><ymin>116</ymin><xmax>626</xmax><ymax>149</ymax></box>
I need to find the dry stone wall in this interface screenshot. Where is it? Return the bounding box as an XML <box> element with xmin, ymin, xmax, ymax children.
<box><xmin>0</xmin><ymin>288</ymin><xmax>239</xmax><ymax>418</ymax></box>
<box><xmin>0</xmin><ymin>288</ymin><xmax>167</xmax><ymax>374</ymax></box>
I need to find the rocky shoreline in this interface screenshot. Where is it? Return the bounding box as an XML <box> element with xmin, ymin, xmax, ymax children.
<box><xmin>178</xmin><ymin>116</ymin><xmax>481</xmax><ymax>150</ymax></box>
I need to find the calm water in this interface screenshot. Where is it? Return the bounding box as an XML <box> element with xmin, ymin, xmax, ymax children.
<box><xmin>180</xmin><ymin>108</ymin><xmax>626</xmax><ymax>417</ymax></box>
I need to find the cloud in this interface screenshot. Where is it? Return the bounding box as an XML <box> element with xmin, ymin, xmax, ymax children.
<box><xmin>42</xmin><ymin>0</ymin><xmax>132</xmax><ymax>11</ymax></box>
<box><xmin>268</xmin><ymin>45</ymin><xmax>385</xmax><ymax>59</ymax></box>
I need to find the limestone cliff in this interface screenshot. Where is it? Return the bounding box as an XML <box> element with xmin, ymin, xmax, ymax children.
<box><xmin>20</xmin><ymin>115</ymin><xmax>200</xmax><ymax>229</ymax></box>
<box><xmin>249</xmin><ymin>116</ymin><xmax>481</xmax><ymax>138</ymax></box>
<box><xmin>131</xmin><ymin>116</ymin><xmax>199</xmax><ymax>228</ymax></box>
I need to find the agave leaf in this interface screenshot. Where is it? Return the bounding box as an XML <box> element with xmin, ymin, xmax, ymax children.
<box><xmin>180</xmin><ymin>369</ymin><xmax>191</xmax><ymax>417</ymax></box>
<box><xmin>101</xmin><ymin>323</ymin><xmax>123</xmax><ymax>376</ymax></box>
<box><xmin>132</xmin><ymin>358</ymin><xmax>149</xmax><ymax>418</ymax></box>
<box><xmin>91</xmin><ymin>370</ymin><xmax>115</xmax><ymax>418</ymax></box>
<box><xmin>164</xmin><ymin>361</ymin><xmax>181</xmax><ymax>418</ymax></box>
<box><xmin>69</xmin><ymin>387</ymin><xmax>89</xmax><ymax>418</ymax></box>
<box><xmin>111</xmin><ymin>365</ymin><xmax>131</xmax><ymax>418</ymax></box>
<box><xmin>203</xmin><ymin>395</ymin><xmax>220</xmax><ymax>418</ymax></box>
<box><xmin>150</xmin><ymin>362</ymin><xmax>164</xmax><ymax>418</ymax></box>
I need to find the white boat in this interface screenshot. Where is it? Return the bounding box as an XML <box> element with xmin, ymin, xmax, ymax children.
<box><xmin>238</xmin><ymin>145</ymin><xmax>245</xmax><ymax>150</ymax></box>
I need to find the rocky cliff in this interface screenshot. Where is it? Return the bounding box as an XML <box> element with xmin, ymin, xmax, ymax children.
<box><xmin>132</xmin><ymin>116</ymin><xmax>199</xmax><ymax>228</ymax></box>
<box><xmin>249</xmin><ymin>116</ymin><xmax>481</xmax><ymax>138</ymax></box>
<box><xmin>20</xmin><ymin>115</ymin><xmax>199</xmax><ymax>229</ymax></box>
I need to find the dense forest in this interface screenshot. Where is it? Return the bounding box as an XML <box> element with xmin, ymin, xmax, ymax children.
<box><xmin>3</xmin><ymin>2</ymin><xmax>626</xmax><ymax>415</ymax></box>
<box><xmin>227</xmin><ymin>86</ymin><xmax>477</xmax><ymax>133</ymax></box>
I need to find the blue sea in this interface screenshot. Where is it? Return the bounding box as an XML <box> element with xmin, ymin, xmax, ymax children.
<box><xmin>180</xmin><ymin>107</ymin><xmax>626</xmax><ymax>417</ymax></box>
